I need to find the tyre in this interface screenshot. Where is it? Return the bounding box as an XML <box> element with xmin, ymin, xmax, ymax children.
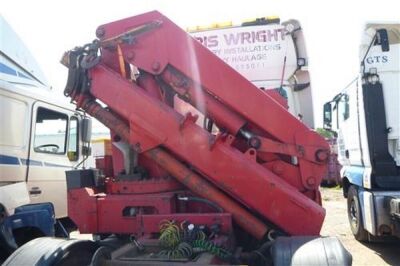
<box><xmin>347</xmin><ymin>185</ymin><xmax>368</xmax><ymax>241</ymax></box>
<box><xmin>271</xmin><ymin>236</ymin><xmax>352</xmax><ymax>266</ymax></box>
<box><xmin>3</xmin><ymin>237</ymin><xmax>97</xmax><ymax>266</ymax></box>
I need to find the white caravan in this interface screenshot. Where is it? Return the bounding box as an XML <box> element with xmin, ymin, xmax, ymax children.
<box><xmin>0</xmin><ymin>16</ymin><xmax>91</xmax><ymax>257</ymax></box>
<box><xmin>324</xmin><ymin>23</ymin><xmax>400</xmax><ymax>240</ymax></box>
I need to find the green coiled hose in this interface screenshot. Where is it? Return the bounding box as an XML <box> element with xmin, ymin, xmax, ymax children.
<box><xmin>192</xmin><ymin>239</ymin><xmax>232</xmax><ymax>260</ymax></box>
<box><xmin>157</xmin><ymin>220</ymin><xmax>231</xmax><ymax>261</ymax></box>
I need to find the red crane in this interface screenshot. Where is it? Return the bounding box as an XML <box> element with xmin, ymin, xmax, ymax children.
<box><xmin>4</xmin><ymin>11</ymin><xmax>351</xmax><ymax>266</ymax></box>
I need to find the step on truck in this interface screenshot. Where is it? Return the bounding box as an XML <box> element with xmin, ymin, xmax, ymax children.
<box><xmin>5</xmin><ymin>11</ymin><xmax>351</xmax><ymax>265</ymax></box>
<box><xmin>323</xmin><ymin>23</ymin><xmax>400</xmax><ymax>240</ymax></box>
<box><xmin>0</xmin><ymin>16</ymin><xmax>93</xmax><ymax>260</ymax></box>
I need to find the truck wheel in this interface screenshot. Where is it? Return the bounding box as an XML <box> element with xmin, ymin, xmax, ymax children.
<box><xmin>3</xmin><ymin>237</ymin><xmax>97</xmax><ymax>266</ymax></box>
<box><xmin>347</xmin><ymin>186</ymin><xmax>368</xmax><ymax>241</ymax></box>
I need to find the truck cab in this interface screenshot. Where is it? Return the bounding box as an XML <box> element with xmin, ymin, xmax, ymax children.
<box><xmin>0</xmin><ymin>16</ymin><xmax>92</xmax><ymax>257</ymax></box>
<box><xmin>188</xmin><ymin>17</ymin><xmax>314</xmax><ymax>128</ymax></box>
<box><xmin>323</xmin><ymin>23</ymin><xmax>400</xmax><ymax>240</ymax></box>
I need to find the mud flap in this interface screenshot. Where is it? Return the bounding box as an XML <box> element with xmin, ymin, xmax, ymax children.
<box><xmin>271</xmin><ymin>236</ymin><xmax>352</xmax><ymax>266</ymax></box>
<box><xmin>0</xmin><ymin>202</ymin><xmax>55</xmax><ymax>255</ymax></box>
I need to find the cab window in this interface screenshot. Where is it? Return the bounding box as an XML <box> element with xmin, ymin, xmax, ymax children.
<box><xmin>68</xmin><ymin>116</ymin><xmax>79</xmax><ymax>161</ymax></box>
<box><xmin>34</xmin><ymin>107</ymin><xmax>68</xmax><ymax>154</ymax></box>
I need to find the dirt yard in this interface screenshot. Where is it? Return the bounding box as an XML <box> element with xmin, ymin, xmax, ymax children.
<box><xmin>321</xmin><ymin>187</ymin><xmax>400</xmax><ymax>266</ymax></box>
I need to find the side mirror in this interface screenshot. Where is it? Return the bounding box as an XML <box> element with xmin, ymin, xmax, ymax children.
<box><xmin>376</xmin><ymin>29</ymin><xmax>390</xmax><ymax>52</ymax></box>
<box><xmin>323</xmin><ymin>102</ymin><xmax>332</xmax><ymax>129</ymax></box>
<box><xmin>81</xmin><ymin>117</ymin><xmax>92</xmax><ymax>143</ymax></box>
<box><xmin>343</xmin><ymin>95</ymin><xmax>350</xmax><ymax>120</ymax></box>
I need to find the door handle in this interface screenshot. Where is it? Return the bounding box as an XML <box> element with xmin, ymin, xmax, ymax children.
<box><xmin>29</xmin><ymin>187</ymin><xmax>42</xmax><ymax>195</ymax></box>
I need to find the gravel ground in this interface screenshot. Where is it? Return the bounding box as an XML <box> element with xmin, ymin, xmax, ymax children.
<box><xmin>320</xmin><ymin>187</ymin><xmax>400</xmax><ymax>266</ymax></box>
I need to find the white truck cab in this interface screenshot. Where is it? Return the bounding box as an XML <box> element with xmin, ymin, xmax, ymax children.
<box><xmin>0</xmin><ymin>16</ymin><xmax>92</xmax><ymax>257</ymax></box>
<box><xmin>188</xmin><ymin>17</ymin><xmax>314</xmax><ymax>128</ymax></box>
<box><xmin>323</xmin><ymin>23</ymin><xmax>400</xmax><ymax>240</ymax></box>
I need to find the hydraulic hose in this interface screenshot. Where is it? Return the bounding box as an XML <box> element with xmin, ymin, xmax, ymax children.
<box><xmin>178</xmin><ymin>196</ymin><xmax>224</xmax><ymax>213</ymax></box>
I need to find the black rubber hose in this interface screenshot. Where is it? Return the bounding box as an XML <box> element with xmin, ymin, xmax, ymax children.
<box><xmin>178</xmin><ymin>196</ymin><xmax>223</xmax><ymax>213</ymax></box>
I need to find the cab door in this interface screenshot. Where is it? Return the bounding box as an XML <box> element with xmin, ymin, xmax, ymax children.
<box><xmin>26</xmin><ymin>102</ymin><xmax>79</xmax><ymax>218</ymax></box>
